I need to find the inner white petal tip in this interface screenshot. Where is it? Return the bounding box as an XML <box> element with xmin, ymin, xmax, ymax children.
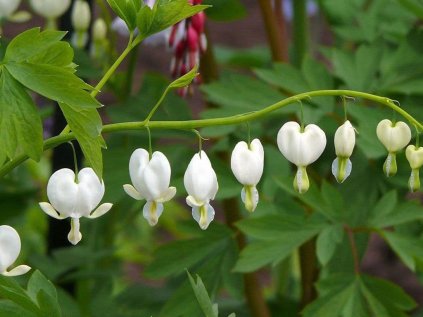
<box><xmin>2</xmin><ymin>265</ymin><xmax>31</xmax><ymax>277</ymax></box>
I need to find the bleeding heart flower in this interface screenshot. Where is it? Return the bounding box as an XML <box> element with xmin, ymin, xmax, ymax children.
<box><xmin>277</xmin><ymin>121</ymin><xmax>326</xmax><ymax>193</ymax></box>
<box><xmin>123</xmin><ymin>149</ymin><xmax>176</xmax><ymax>226</ymax></box>
<box><xmin>332</xmin><ymin>120</ymin><xmax>356</xmax><ymax>183</ymax></box>
<box><xmin>406</xmin><ymin>145</ymin><xmax>423</xmax><ymax>192</ymax></box>
<box><xmin>30</xmin><ymin>0</ymin><xmax>71</xmax><ymax>19</ymax></box>
<box><xmin>184</xmin><ymin>151</ymin><xmax>218</xmax><ymax>230</ymax></box>
<box><xmin>39</xmin><ymin>168</ymin><xmax>113</xmax><ymax>245</ymax></box>
<box><xmin>0</xmin><ymin>225</ymin><xmax>31</xmax><ymax>276</ymax></box>
<box><xmin>376</xmin><ymin>119</ymin><xmax>411</xmax><ymax>177</ymax></box>
<box><xmin>231</xmin><ymin>139</ymin><xmax>264</xmax><ymax>212</ymax></box>
<box><xmin>0</xmin><ymin>0</ymin><xmax>21</xmax><ymax>20</ymax></box>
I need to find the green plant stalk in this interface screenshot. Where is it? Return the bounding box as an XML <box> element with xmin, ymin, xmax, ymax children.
<box><xmin>1</xmin><ymin>90</ymin><xmax>422</xmax><ymax>178</ymax></box>
<box><xmin>292</xmin><ymin>0</ymin><xmax>308</xmax><ymax>66</ymax></box>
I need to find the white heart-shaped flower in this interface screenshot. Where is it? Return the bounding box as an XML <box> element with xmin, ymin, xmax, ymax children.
<box><xmin>231</xmin><ymin>139</ymin><xmax>264</xmax><ymax>186</ymax></box>
<box><xmin>184</xmin><ymin>151</ymin><xmax>218</xmax><ymax>229</ymax></box>
<box><xmin>71</xmin><ymin>0</ymin><xmax>91</xmax><ymax>31</ymax></box>
<box><xmin>123</xmin><ymin>149</ymin><xmax>176</xmax><ymax>226</ymax></box>
<box><xmin>406</xmin><ymin>145</ymin><xmax>423</xmax><ymax>170</ymax></box>
<box><xmin>0</xmin><ymin>0</ymin><xmax>21</xmax><ymax>19</ymax></box>
<box><xmin>231</xmin><ymin>139</ymin><xmax>264</xmax><ymax>212</ymax></box>
<box><xmin>376</xmin><ymin>119</ymin><xmax>411</xmax><ymax>153</ymax></box>
<box><xmin>277</xmin><ymin>122</ymin><xmax>326</xmax><ymax>193</ymax></box>
<box><xmin>0</xmin><ymin>225</ymin><xmax>31</xmax><ymax>276</ymax></box>
<box><xmin>277</xmin><ymin>121</ymin><xmax>326</xmax><ymax>167</ymax></box>
<box><xmin>39</xmin><ymin>168</ymin><xmax>113</xmax><ymax>245</ymax></box>
<box><xmin>30</xmin><ymin>0</ymin><xmax>71</xmax><ymax>19</ymax></box>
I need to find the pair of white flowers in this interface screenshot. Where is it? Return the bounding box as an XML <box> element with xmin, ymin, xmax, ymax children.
<box><xmin>277</xmin><ymin>120</ymin><xmax>356</xmax><ymax>193</ymax></box>
<box><xmin>376</xmin><ymin>119</ymin><xmax>423</xmax><ymax>192</ymax></box>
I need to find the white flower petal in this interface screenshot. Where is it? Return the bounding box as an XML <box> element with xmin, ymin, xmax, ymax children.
<box><xmin>47</xmin><ymin>168</ymin><xmax>78</xmax><ymax>217</ymax></box>
<box><xmin>30</xmin><ymin>0</ymin><xmax>71</xmax><ymax>19</ymax></box>
<box><xmin>186</xmin><ymin>195</ymin><xmax>203</xmax><ymax>207</ymax></box>
<box><xmin>192</xmin><ymin>203</ymin><xmax>215</xmax><ymax>230</ymax></box>
<box><xmin>138</xmin><ymin>151</ymin><xmax>172</xmax><ymax>200</ymax></box>
<box><xmin>0</xmin><ymin>0</ymin><xmax>21</xmax><ymax>19</ymax></box>
<box><xmin>89</xmin><ymin>203</ymin><xmax>113</xmax><ymax>219</ymax></box>
<box><xmin>123</xmin><ymin>184</ymin><xmax>144</xmax><ymax>200</ymax></box>
<box><xmin>68</xmin><ymin>218</ymin><xmax>82</xmax><ymax>245</ymax></box>
<box><xmin>241</xmin><ymin>185</ymin><xmax>259</xmax><ymax>212</ymax></box>
<box><xmin>376</xmin><ymin>119</ymin><xmax>411</xmax><ymax>153</ymax></box>
<box><xmin>334</xmin><ymin>120</ymin><xmax>356</xmax><ymax>157</ymax></box>
<box><xmin>406</xmin><ymin>145</ymin><xmax>423</xmax><ymax>170</ymax></box>
<box><xmin>184</xmin><ymin>151</ymin><xmax>218</xmax><ymax>204</ymax></box>
<box><xmin>0</xmin><ymin>226</ymin><xmax>21</xmax><ymax>273</ymax></box>
<box><xmin>157</xmin><ymin>187</ymin><xmax>176</xmax><ymax>203</ymax></box>
<box><xmin>231</xmin><ymin>139</ymin><xmax>264</xmax><ymax>186</ymax></box>
<box><xmin>277</xmin><ymin>122</ymin><xmax>326</xmax><ymax>166</ymax></box>
<box><xmin>129</xmin><ymin>148</ymin><xmax>150</xmax><ymax>194</ymax></box>
<box><xmin>39</xmin><ymin>202</ymin><xmax>67</xmax><ymax>219</ymax></box>
<box><xmin>143</xmin><ymin>201</ymin><xmax>163</xmax><ymax>226</ymax></box>
<box><xmin>2</xmin><ymin>265</ymin><xmax>31</xmax><ymax>277</ymax></box>
<box><xmin>76</xmin><ymin>168</ymin><xmax>105</xmax><ymax>218</ymax></box>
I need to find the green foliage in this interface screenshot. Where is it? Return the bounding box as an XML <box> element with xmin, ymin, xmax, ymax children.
<box><xmin>0</xmin><ymin>28</ymin><xmax>103</xmax><ymax>176</ymax></box>
<box><xmin>0</xmin><ymin>270</ymin><xmax>62</xmax><ymax>317</ymax></box>
<box><xmin>234</xmin><ymin>212</ymin><xmax>326</xmax><ymax>272</ymax></box>
<box><xmin>136</xmin><ymin>0</ymin><xmax>209</xmax><ymax>41</ymax></box>
<box><xmin>303</xmin><ymin>274</ymin><xmax>416</xmax><ymax>317</ymax></box>
<box><xmin>203</xmin><ymin>0</ymin><xmax>246</xmax><ymax>21</ymax></box>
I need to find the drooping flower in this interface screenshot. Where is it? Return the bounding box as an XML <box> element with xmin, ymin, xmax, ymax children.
<box><xmin>184</xmin><ymin>151</ymin><xmax>218</xmax><ymax>230</ymax></box>
<box><xmin>376</xmin><ymin>119</ymin><xmax>411</xmax><ymax>177</ymax></box>
<box><xmin>168</xmin><ymin>0</ymin><xmax>206</xmax><ymax>96</ymax></box>
<box><xmin>123</xmin><ymin>149</ymin><xmax>176</xmax><ymax>226</ymax></box>
<box><xmin>91</xmin><ymin>18</ymin><xmax>108</xmax><ymax>60</ymax></box>
<box><xmin>231</xmin><ymin>139</ymin><xmax>264</xmax><ymax>212</ymax></box>
<box><xmin>71</xmin><ymin>0</ymin><xmax>91</xmax><ymax>48</ymax></box>
<box><xmin>405</xmin><ymin>145</ymin><xmax>423</xmax><ymax>192</ymax></box>
<box><xmin>39</xmin><ymin>168</ymin><xmax>113</xmax><ymax>245</ymax></box>
<box><xmin>332</xmin><ymin>120</ymin><xmax>356</xmax><ymax>183</ymax></box>
<box><xmin>0</xmin><ymin>225</ymin><xmax>31</xmax><ymax>277</ymax></box>
<box><xmin>0</xmin><ymin>0</ymin><xmax>21</xmax><ymax>21</ymax></box>
<box><xmin>277</xmin><ymin>121</ymin><xmax>326</xmax><ymax>193</ymax></box>
<box><xmin>29</xmin><ymin>0</ymin><xmax>71</xmax><ymax>28</ymax></box>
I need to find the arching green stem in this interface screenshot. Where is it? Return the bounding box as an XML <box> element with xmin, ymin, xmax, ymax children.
<box><xmin>0</xmin><ymin>90</ymin><xmax>422</xmax><ymax>178</ymax></box>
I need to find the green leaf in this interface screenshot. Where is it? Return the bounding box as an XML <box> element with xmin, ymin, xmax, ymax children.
<box><xmin>203</xmin><ymin>0</ymin><xmax>246</xmax><ymax>21</ymax></box>
<box><xmin>234</xmin><ymin>214</ymin><xmax>325</xmax><ymax>272</ymax></box>
<box><xmin>169</xmin><ymin>65</ymin><xmax>199</xmax><ymax>89</ymax></box>
<box><xmin>382</xmin><ymin>231</ymin><xmax>423</xmax><ymax>271</ymax></box>
<box><xmin>316</xmin><ymin>223</ymin><xmax>344</xmax><ymax>266</ymax></box>
<box><xmin>0</xmin><ymin>68</ymin><xmax>43</xmax><ymax>161</ymax></box>
<box><xmin>145</xmin><ymin>225</ymin><xmax>232</xmax><ymax>278</ymax></box>
<box><xmin>106</xmin><ymin>0</ymin><xmax>140</xmax><ymax>31</ymax></box>
<box><xmin>0</xmin><ymin>276</ymin><xmax>40</xmax><ymax>314</ymax></box>
<box><xmin>201</xmin><ymin>72</ymin><xmax>285</xmax><ymax>116</ymax></box>
<box><xmin>58</xmin><ymin>102</ymin><xmax>104</xmax><ymax>177</ymax></box>
<box><xmin>136</xmin><ymin>0</ymin><xmax>209</xmax><ymax>40</ymax></box>
<box><xmin>187</xmin><ymin>272</ymin><xmax>218</xmax><ymax>317</ymax></box>
<box><xmin>37</xmin><ymin>290</ymin><xmax>61</xmax><ymax>317</ymax></box>
<box><xmin>4</xmin><ymin>28</ymin><xmax>66</xmax><ymax>63</ymax></box>
<box><xmin>367</xmin><ymin>191</ymin><xmax>423</xmax><ymax>228</ymax></box>
<box><xmin>0</xmin><ymin>300</ymin><xmax>37</xmax><ymax>317</ymax></box>
<box><xmin>303</xmin><ymin>274</ymin><xmax>415</xmax><ymax>317</ymax></box>
<box><xmin>27</xmin><ymin>270</ymin><xmax>58</xmax><ymax>303</ymax></box>
<box><xmin>6</xmin><ymin>62</ymin><xmax>98</xmax><ymax>110</ymax></box>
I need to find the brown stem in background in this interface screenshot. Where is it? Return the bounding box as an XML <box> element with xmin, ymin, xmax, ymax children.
<box><xmin>274</xmin><ymin>0</ymin><xmax>289</xmax><ymax>62</ymax></box>
<box><xmin>257</xmin><ymin>0</ymin><xmax>288</xmax><ymax>62</ymax></box>
<box><xmin>223</xmin><ymin>190</ymin><xmax>271</xmax><ymax>317</ymax></box>
<box><xmin>299</xmin><ymin>238</ymin><xmax>318</xmax><ymax>310</ymax></box>
<box><xmin>200</xmin><ymin>27</ymin><xmax>271</xmax><ymax>317</ymax></box>
<box><xmin>345</xmin><ymin>225</ymin><xmax>361</xmax><ymax>275</ymax></box>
